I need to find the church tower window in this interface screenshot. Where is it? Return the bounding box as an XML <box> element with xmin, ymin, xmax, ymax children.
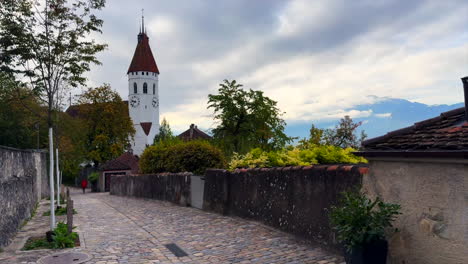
<box><xmin>133</xmin><ymin>82</ymin><xmax>137</xmax><ymax>93</ymax></box>
<box><xmin>153</xmin><ymin>83</ymin><xmax>155</xmax><ymax>94</ymax></box>
<box><xmin>143</xmin><ymin>82</ymin><xmax>148</xmax><ymax>94</ymax></box>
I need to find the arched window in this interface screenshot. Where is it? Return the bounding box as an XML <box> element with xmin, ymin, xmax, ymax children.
<box><xmin>143</xmin><ymin>82</ymin><xmax>148</xmax><ymax>94</ymax></box>
<box><xmin>153</xmin><ymin>83</ymin><xmax>156</xmax><ymax>94</ymax></box>
<box><xmin>133</xmin><ymin>83</ymin><xmax>137</xmax><ymax>93</ymax></box>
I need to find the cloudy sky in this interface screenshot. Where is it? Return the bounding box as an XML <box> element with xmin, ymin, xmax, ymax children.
<box><xmin>83</xmin><ymin>0</ymin><xmax>468</xmax><ymax>134</ymax></box>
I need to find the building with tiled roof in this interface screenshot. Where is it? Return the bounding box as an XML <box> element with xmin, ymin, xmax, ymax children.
<box><xmin>98</xmin><ymin>152</ymin><xmax>139</xmax><ymax>192</ymax></box>
<box><xmin>127</xmin><ymin>29</ymin><xmax>159</xmax><ymax>74</ymax></box>
<box><xmin>359</xmin><ymin>107</ymin><xmax>468</xmax><ymax>158</ymax></box>
<box><xmin>354</xmin><ymin>77</ymin><xmax>468</xmax><ymax>264</ymax></box>
<box><xmin>178</xmin><ymin>124</ymin><xmax>212</xmax><ymax>141</ymax></box>
<box><xmin>127</xmin><ymin>15</ymin><xmax>161</xmax><ymax>156</ymax></box>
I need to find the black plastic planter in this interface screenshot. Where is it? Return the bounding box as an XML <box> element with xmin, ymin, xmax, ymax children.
<box><xmin>344</xmin><ymin>239</ymin><xmax>388</xmax><ymax>264</ymax></box>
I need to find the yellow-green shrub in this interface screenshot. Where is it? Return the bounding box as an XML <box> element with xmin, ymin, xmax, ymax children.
<box><xmin>228</xmin><ymin>146</ymin><xmax>367</xmax><ymax>170</ymax></box>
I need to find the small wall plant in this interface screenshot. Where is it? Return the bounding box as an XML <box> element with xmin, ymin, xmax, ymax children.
<box><xmin>329</xmin><ymin>191</ymin><xmax>401</xmax><ymax>252</ymax></box>
<box><xmin>23</xmin><ymin>222</ymin><xmax>78</xmax><ymax>250</ymax></box>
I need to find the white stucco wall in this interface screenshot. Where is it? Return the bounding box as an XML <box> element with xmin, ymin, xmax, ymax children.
<box><xmin>363</xmin><ymin>158</ymin><xmax>468</xmax><ymax>264</ymax></box>
<box><xmin>128</xmin><ymin>71</ymin><xmax>160</xmax><ymax>155</ymax></box>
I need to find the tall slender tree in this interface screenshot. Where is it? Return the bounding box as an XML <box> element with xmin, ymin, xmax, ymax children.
<box><xmin>0</xmin><ymin>0</ymin><xmax>107</xmax><ymax>229</ymax></box>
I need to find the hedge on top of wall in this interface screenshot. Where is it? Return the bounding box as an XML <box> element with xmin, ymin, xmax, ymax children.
<box><xmin>140</xmin><ymin>140</ymin><xmax>226</xmax><ymax>175</ymax></box>
<box><xmin>228</xmin><ymin>146</ymin><xmax>367</xmax><ymax>170</ymax></box>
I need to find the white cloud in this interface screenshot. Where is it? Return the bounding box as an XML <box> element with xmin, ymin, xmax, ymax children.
<box><xmin>375</xmin><ymin>113</ymin><xmax>392</xmax><ymax>118</ymax></box>
<box><xmin>83</xmin><ymin>0</ymin><xmax>467</xmax><ymax>131</ymax></box>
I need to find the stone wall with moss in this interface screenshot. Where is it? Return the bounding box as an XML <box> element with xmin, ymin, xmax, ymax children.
<box><xmin>203</xmin><ymin>165</ymin><xmax>368</xmax><ymax>249</ymax></box>
<box><xmin>0</xmin><ymin>146</ymin><xmax>48</xmax><ymax>248</ymax></box>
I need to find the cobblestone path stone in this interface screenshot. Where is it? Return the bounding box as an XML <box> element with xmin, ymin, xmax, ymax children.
<box><xmin>1</xmin><ymin>190</ymin><xmax>344</xmax><ymax>264</ymax></box>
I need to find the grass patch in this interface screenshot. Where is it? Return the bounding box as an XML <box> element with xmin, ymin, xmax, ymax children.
<box><xmin>43</xmin><ymin>207</ymin><xmax>77</xmax><ymax>216</ymax></box>
<box><xmin>22</xmin><ymin>237</ymin><xmax>51</xmax><ymax>250</ymax></box>
<box><xmin>22</xmin><ymin>223</ymin><xmax>79</xmax><ymax>250</ymax></box>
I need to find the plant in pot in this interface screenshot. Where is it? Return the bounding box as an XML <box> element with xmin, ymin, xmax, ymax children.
<box><xmin>329</xmin><ymin>191</ymin><xmax>401</xmax><ymax>264</ymax></box>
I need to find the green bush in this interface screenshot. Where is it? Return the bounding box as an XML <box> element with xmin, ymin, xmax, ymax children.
<box><xmin>228</xmin><ymin>146</ymin><xmax>367</xmax><ymax>170</ymax></box>
<box><xmin>22</xmin><ymin>222</ymin><xmax>78</xmax><ymax>250</ymax></box>
<box><xmin>88</xmin><ymin>172</ymin><xmax>99</xmax><ymax>184</ymax></box>
<box><xmin>140</xmin><ymin>140</ymin><xmax>226</xmax><ymax>175</ymax></box>
<box><xmin>139</xmin><ymin>144</ymin><xmax>171</xmax><ymax>173</ymax></box>
<box><xmin>329</xmin><ymin>191</ymin><xmax>401</xmax><ymax>251</ymax></box>
<box><xmin>51</xmin><ymin>222</ymin><xmax>78</xmax><ymax>249</ymax></box>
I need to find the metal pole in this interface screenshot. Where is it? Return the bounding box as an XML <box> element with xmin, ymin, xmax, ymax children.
<box><xmin>56</xmin><ymin>148</ymin><xmax>60</xmax><ymax>206</ymax></box>
<box><xmin>48</xmin><ymin>127</ymin><xmax>56</xmax><ymax>229</ymax></box>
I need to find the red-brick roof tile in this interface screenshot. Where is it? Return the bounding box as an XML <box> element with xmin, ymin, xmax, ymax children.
<box><xmin>360</xmin><ymin>107</ymin><xmax>468</xmax><ymax>155</ymax></box>
<box><xmin>100</xmin><ymin>152</ymin><xmax>139</xmax><ymax>173</ymax></box>
<box><xmin>127</xmin><ymin>33</ymin><xmax>159</xmax><ymax>74</ymax></box>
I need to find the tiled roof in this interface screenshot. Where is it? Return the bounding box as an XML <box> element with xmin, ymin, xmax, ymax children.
<box><xmin>178</xmin><ymin>124</ymin><xmax>212</xmax><ymax>141</ymax></box>
<box><xmin>127</xmin><ymin>33</ymin><xmax>159</xmax><ymax>74</ymax></box>
<box><xmin>359</xmin><ymin>107</ymin><xmax>468</xmax><ymax>157</ymax></box>
<box><xmin>66</xmin><ymin>102</ymin><xmax>130</xmax><ymax>119</ymax></box>
<box><xmin>100</xmin><ymin>152</ymin><xmax>139</xmax><ymax>173</ymax></box>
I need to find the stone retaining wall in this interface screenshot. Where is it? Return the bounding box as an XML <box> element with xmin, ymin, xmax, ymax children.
<box><xmin>0</xmin><ymin>146</ymin><xmax>48</xmax><ymax>247</ymax></box>
<box><xmin>110</xmin><ymin>173</ymin><xmax>192</xmax><ymax>206</ymax></box>
<box><xmin>203</xmin><ymin>165</ymin><xmax>368</xmax><ymax>248</ymax></box>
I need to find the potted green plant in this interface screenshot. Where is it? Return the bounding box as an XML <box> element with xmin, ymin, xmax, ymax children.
<box><xmin>329</xmin><ymin>191</ymin><xmax>401</xmax><ymax>264</ymax></box>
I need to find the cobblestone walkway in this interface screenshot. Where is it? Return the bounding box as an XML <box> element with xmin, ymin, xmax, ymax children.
<box><xmin>1</xmin><ymin>190</ymin><xmax>344</xmax><ymax>264</ymax></box>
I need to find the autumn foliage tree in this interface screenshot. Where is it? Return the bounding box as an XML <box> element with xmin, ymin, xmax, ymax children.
<box><xmin>77</xmin><ymin>84</ymin><xmax>135</xmax><ymax>167</ymax></box>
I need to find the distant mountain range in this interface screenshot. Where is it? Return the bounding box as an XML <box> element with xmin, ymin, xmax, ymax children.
<box><xmin>285</xmin><ymin>97</ymin><xmax>464</xmax><ymax>141</ymax></box>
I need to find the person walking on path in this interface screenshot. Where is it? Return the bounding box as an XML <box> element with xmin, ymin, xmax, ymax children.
<box><xmin>81</xmin><ymin>179</ymin><xmax>88</xmax><ymax>194</ymax></box>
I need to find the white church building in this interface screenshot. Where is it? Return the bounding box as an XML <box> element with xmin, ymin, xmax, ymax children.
<box><xmin>126</xmin><ymin>20</ymin><xmax>160</xmax><ymax>155</ymax></box>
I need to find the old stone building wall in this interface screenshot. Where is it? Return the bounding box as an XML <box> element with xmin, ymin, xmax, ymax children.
<box><xmin>0</xmin><ymin>146</ymin><xmax>48</xmax><ymax>248</ymax></box>
<box><xmin>363</xmin><ymin>159</ymin><xmax>468</xmax><ymax>264</ymax></box>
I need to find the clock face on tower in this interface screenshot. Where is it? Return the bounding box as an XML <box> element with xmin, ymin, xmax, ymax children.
<box><xmin>152</xmin><ymin>97</ymin><xmax>159</xmax><ymax>108</ymax></box>
<box><xmin>130</xmin><ymin>95</ymin><xmax>140</xmax><ymax>108</ymax></box>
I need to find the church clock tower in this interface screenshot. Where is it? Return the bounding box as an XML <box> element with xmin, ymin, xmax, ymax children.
<box><xmin>127</xmin><ymin>15</ymin><xmax>160</xmax><ymax>155</ymax></box>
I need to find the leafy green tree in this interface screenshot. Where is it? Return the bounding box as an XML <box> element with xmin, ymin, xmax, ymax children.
<box><xmin>0</xmin><ymin>0</ymin><xmax>106</xmax><ymax>228</ymax></box>
<box><xmin>299</xmin><ymin>116</ymin><xmax>367</xmax><ymax>149</ymax></box>
<box><xmin>323</xmin><ymin>116</ymin><xmax>367</xmax><ymax>149</ymax></box>
<box><xmin>56</xmin><ymin>112</ymin><xmax>87</xmax><ymax>184</ymax></box>
<box><xmin>0</xmin><ymin>73</ymin><xmax>48</xmax><ymax>148</ymax></box>
<box><xmin>153</xmin><ymin>117</ymin><xmax>181</xmax><ymax>147</ymax></box>
<box><xmin>208</xmin><ymin>79</ymin><xmax>292</xmax><ymax>155</ymax></box>
<box><xmin>77</xmin><ymin>84</ymin><xmax>135</xmax><ymax>167</ymax></box>
<box><xmin>297</xmin><ymin>124</ymin><xmax>324</xmax><ymax>149</ymax></box>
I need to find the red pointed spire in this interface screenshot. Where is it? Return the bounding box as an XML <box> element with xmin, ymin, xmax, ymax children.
<box><xmin>127</xmin><ymin>15</ymin><xmax>159</xmax><ymax>74</ymax></box>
